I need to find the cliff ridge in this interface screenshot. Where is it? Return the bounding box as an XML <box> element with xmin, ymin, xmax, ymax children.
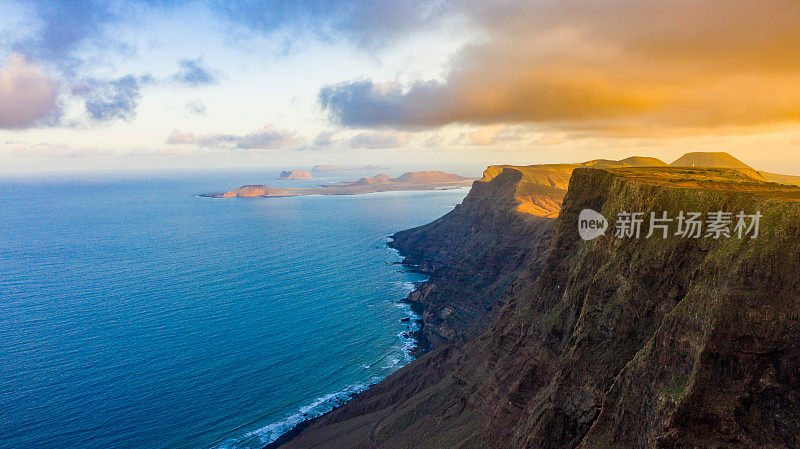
<box><xmin>272</xmin><ymin>155</ymin><xmax>800</xmax><ymax>449</ymax></box>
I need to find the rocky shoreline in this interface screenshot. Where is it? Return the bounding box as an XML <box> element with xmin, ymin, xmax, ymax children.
<box><xmin>262</xmin><ymin>239</ymin><xmax>432</xmax><ymax>448</ymax></box>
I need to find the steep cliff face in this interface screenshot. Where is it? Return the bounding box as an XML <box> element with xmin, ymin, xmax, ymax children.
<box><xmin>479</xmin><ymin>167</ymin><xmax>800</xmax><ymax>449</ymax></box>
<box><xmin>389</xmin><ymin>167</ymin><xmax>560</xmax><ymax>350</ymax></box>
<box><xmin>274</xmin><ymin>165</ymin><xmax>800</xmax><ymax>449</ymax></box>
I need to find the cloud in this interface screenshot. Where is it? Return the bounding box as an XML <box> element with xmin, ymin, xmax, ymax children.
<box><xmin>0</xmin><ymin>54</ymin><xmax>151</xmax><ymax>129</ymax></box>
<box><xmin>80</xmin><ymin>75</ymin><xmax>148</xmax><ymax>122</ymax></box>
<box><xmin>165</xmin><ymin>130</ymin><xmax>236</xmax><ymax>147</ymax></box>
<box><xmin>220</xmin><ymin>0</ymin><xmax>455</xmax><ymax>50</ymax></box>
<box><xmin>185</xmin><ymin>99</ymin><xmax>207</xmax><ymax>115</ymax></box>
<box><xmin>235</xmin><ymin>125</ymin><xmax>301</xmax><ymax>149</ymax></box>
<box><xmin>12</xmin><ymin>1</ymin><xmax>114</xmax><ymax>66</ymax></box>
<box><xmin>165</xmin><ymin>130</ymin><xmax>199</xmax><ymax>145</ymax></box>
<box><xmin>313</xmin><ymin>130</ymin><xmax>337</xmax><ymax>147</ymax></box>
<box><xmin>349</xmin><ymin>131</ymin><xmax>407</xmax><ymax>149</ymax></box>
<box><xmin>0</xmin><ymin>53</ymin><xmax>59</xmax><ymax>129</ymax></box>
<box><xmin>172</xmin><ymin>58</ymin><xmax>218</xmax><ymax>86</ymax></box>
<box><xmin>456</xmin><ymin>125</ymin><xmax>566</xmax><ymax>147</ymax></box>
<box><xmin>319</xmin><ymin>0</ymin><xmax>800</xmax><ymax>135</ymax></box>
<box><xmin>467</xmin><ymin>125</ymin><xmax>507</xmax><ymax>146</ymax></box>
<box><xmin>319</xmin><ymin>80</ymin><xmax>442</xmax><ymax>128</ymax></box>
<box><xmin>165</xmin><ymin>125</ymin><xmax>301</xmax><ymax>150</ymax></box>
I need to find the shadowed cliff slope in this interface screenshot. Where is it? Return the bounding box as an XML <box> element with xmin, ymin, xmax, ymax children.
<box><xmin>273</xmin><ymin>164</ymin><xmax>800</xmax><ymax>449</ymax></box>
<box><xmin>390</xmin><ymin>167</ymin><xmax>556</xmax><ymax>351</ymax></box>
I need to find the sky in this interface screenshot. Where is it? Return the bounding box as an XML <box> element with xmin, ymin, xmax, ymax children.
<box><xmin>2</xmin><ymin>0</ymin><xmax>800</xmax><ymax>174</ymax></box>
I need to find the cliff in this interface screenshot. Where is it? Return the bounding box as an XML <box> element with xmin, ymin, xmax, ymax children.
<box><xmin>390</xmin><ymin>167</ymin><xmax>557</xmax><ymax>350</ymax></box>
<box><xmin>271</xmin><ymin>163</ymin><xmax>800</xmax><ymax>449</ymax></box>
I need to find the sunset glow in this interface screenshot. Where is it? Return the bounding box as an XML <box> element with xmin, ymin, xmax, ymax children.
<box><xmin>1</xmin><ymin>1</ymin><xmax>799</xmax><ymax>172</ymax></box>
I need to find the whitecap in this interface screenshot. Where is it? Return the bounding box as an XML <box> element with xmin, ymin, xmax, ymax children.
<box><xmin>213</xmin><ymin>380</ymin><xmax>377</xmax><ymax>449</ymax></box>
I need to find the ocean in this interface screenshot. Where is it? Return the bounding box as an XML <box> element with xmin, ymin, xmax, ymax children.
<box><xmin>0</xmin><ymin>169</ymin><xmax>471</xmax><ymax>449</ymax></box>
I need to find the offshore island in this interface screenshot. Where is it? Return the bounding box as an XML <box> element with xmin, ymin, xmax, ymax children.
<box><xmin>200</xmin><ymin>171</ymin><xmax>475</xmax><ymax>198</ymax></box>
<box><xmin>265</xmin><ymin>151</ymin><xmax>800</xmax><ymax>449</ymax></box>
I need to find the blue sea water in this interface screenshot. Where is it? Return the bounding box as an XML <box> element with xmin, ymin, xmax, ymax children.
<box><xmin>0</xmin><ymin>169</ymin><xmax>470</xmax><ymax>449</ymax></box>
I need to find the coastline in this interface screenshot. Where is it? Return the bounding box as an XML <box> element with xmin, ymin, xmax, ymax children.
<box><xmin>251</xmin><ymin>237</ymin><xmax>428</xmax><ymax>449</ymax></box>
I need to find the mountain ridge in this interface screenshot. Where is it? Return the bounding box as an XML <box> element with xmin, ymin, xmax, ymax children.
<box><xmin>269</xmin><ymin>152</ymin><xmax>800</xmax><ymax>449</ymax></box>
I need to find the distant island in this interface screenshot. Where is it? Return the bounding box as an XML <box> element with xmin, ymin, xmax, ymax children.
<box><xmin>201</xmin><ymin>171</ymin><xmax>475</xmax><ymax>198</ymax></box>
<box><xmin>279</xmin><ymin>170</ymin><xmax>313</xmax><ymax>180</ymax></box>
<box><xmin>310</xmin><ymin>164</ymin><xmax>342</xmax><ymax>172</ymax></box>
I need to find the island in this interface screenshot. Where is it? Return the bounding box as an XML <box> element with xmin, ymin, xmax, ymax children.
<box><xmin>278</xmin><ymin>170</ymin><xmax>313</xmax><ymax>180</ymax></box>
<box><xmin>309</xmin><ymin>164</ymin><xmax>343</xmax><ymax>172</ymax></box>
<box><xmin>200</xmin><ymin>171</ymin><xmax>475</xmax><ymax>198</ymax></box>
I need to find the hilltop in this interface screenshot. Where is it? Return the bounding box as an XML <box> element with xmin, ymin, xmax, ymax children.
<box><xmin>670</xmin><ymin>151</ymin><xmax>751</xmax><ymax>168</ymax></box>
<box><xmin>669</xmin><ymin>151</ymin><xmax>800</xmax><ymax>187</ymax></box>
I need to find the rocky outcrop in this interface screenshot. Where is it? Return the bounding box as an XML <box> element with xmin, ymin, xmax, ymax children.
<box><xmin>272</xmin><ymin>161</ymin><xmax>800</xmax><ymax>449</ymax></box>
<box><xmin>279</xmin><ymin>170</ymin><xmax>313</xmax><ymax>180</ymax></box>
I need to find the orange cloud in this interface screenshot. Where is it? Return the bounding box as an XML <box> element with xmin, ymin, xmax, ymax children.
<box><xmin>321</xmin><ymin>0</ymin><xmax>800</xmax><ymax>135</ymax></box>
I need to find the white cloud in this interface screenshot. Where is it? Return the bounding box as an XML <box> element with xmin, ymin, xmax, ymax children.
<box><xmin>0</xmin><ymin>53</ymin><xmax>59</xmax><ymax>129</ymax></box>
<box><xmin>349</xmin><ymin>130</ymin><xmax>407</xmax><ymax>149</ymax></box>
<box><xmin>165</xmin><ymin>125</ymin><xmax>302</xmax><ymax>150</ymax></box>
